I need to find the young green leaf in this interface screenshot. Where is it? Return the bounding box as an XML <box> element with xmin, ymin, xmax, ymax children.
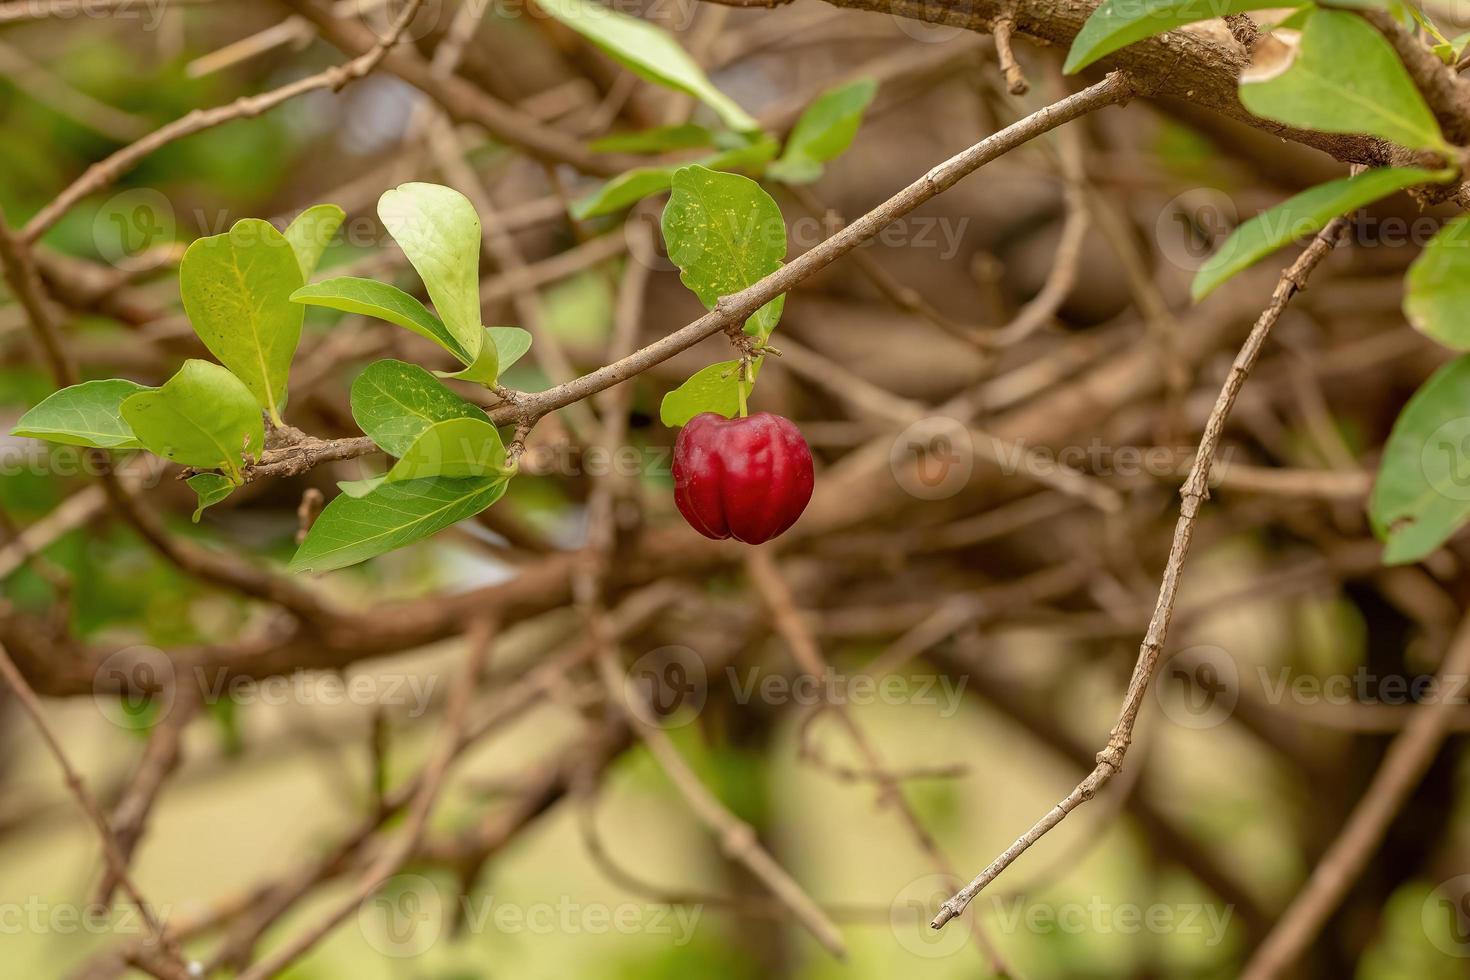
<box><xmin>120</xmin><ymin>360</ymin><xmax>264</xmax><ymax>481</ymax></box>
<box><xmin>434</xmin><ymin>325</ymin><xmax>534</xmax><ymax>385</ymax></box>
<box><xmin>1191</xmin><ymin>166</ymin><xmax>1448</xmax><ymax>300</ymax></box>
<box><xmin>350</xmin><ymin>359</ymin><xmax>490</xmax><ymax>457</ymax></box>
<box><xmin>1404</xmin><ymin>215</ymin><xmax>1470</xmax><ymax>350</ymax></box>
<box><xmin>378</xmin><ymin>182</ymin><xmax>484</xmax><ymax>362</ymax></box>
<box><xmin>291</xmin><ymin>277</ymin><xmax>473</xmax><ymax>363</ymax></box>
<box><xmin>660</xmin><ymin>358</ymin><xmax>762</xmax><ymax>427</ymax></box>
<box><xmin>591</xmin><ymin>123</ymin><xmax>718</xmax><ymax>154</ymax></box>
<box><xmin>662</xmin><ymin>166</ymin><xmax>788</xmax><ymax>338</ymax></box>
<box><xmin>1065</xmin><ymin>0</ymin><xmax>1301</xmax><ymax>74</ymax></box>
<box><xmin>11</xmin><ymin>379</ymin><xmax>146</xmax><ymax>448</ymax></box>
<box><xmin>1239</xmin><ymin>9</ymin><xmax>1448</xmax><ymax>152</ymax></box>
<box><xmin>283</xmin><ymin>203</ymin><xmax>345</xmax><ymax>280</ymax></box>
<box><xmin>187</xmin><ymin>473</ymin><xmax>235</xmax><ymax>523</ymax></box>
<box><xmin>289</xmin><ymin>475</ymin><xmax>508</xmax><ymax>573</ymax></box>
<box><xmin>571</xmin><ymin>137</ymin><xmax>780</xmax><ymax>219</ymax></box>
<box><xmin>179</xmin><ymin>218</ymin><xmax>306</xmax><ymax>425</ymax></box>
<box><xmin>435</xmin><ymin>337</ymin><xmax>499</xmax><ymax>385</ymax></box>
<box><xmin>535</xmin><ymin>0</ymin><xmax>757</xmax><ymax>132</ymax></box>
<box><xmin>768</xmin><ymin>79</ymin><xmax>877</xmax><ymax>185</ymax></box>
<box><xmin>1370</xmin><ymin>355</ymin><xmax>1470</xmax><ymax>564</ymax></box>
<box><xmin>487</xmin><ymin>326</ymin><xmax>533</xmax><ymax>373</ymax></box>
<box><xmin>337</xmin><ymin>475</ymin><xmax>386</xmax><ymax>498</ymax></box>
<box><xmin>384</xmin><ymin>418</ymin><xmax>510</xmax><ymax>482</ymax></box>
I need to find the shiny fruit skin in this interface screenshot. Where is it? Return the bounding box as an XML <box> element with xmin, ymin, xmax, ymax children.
<box><xmin>672</xmin><ymin>412</ymin><xmax>814</xmax><ymax>544</ymax></box>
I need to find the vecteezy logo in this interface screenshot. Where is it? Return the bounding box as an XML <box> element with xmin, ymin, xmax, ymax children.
<box><xmin>1421</xmin><ymin>417</ymin><xmax>1470</xmax><ymax>503</ymax></box>
<box><xmin>1155</xmin><ymin>189</ymin><xmax>1237</xmax><ymax>272</ymax></box>
<box><xmin>890</xmin><ymin>875</ymin><xmax>970</xmax><ymax>958</ymax></box>
<box><xmin>91</xmin><ymin>646</ymin><xmax>176</xmax><ymax>729</ymax></box>
<box><xmin>92</xmin><ymin>188</ymin><xmax>174</xmax><ymax>269</ymax></box>
<box><xmin>890</xmin><ymin>417</ymin><xmax>974</xmax><ymax>500</ymax></box>
<box><xmin>1152</xmin><ymin>645</ymin><xmax>1238</xmax><ymax>730</ymax></box>
<box><xmin>358</xmin><ymin>874</ymin><xmax>443</xmax><ymax>957</ymax></box>
<box><xmin>623</xmin><ymin>646</ymin><xmax>707</xmax><ymax>728</ymax></box>
<box><xmin>1424</xmin><ymin>874</ymin><xmax>1470</xmax><ymax>957</ymax></box>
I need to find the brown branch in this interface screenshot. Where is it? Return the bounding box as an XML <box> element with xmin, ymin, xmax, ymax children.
<box><xmin>235</xmin><ymin>617</ymin><xmax>497</xmax><ymax>980</ymax></box>
<box><xmin>22</xmin><ymin>0</ymin><xmax>428</xmax><ymax>243</ymax></box>
<box><xmin>1240</xmin><ymin>611</ymin><xmax>1470</xmax><ymax>978</ymax></box>
<box><xmin>931</xmin><ymin>216</ymin><xmax>1352</xmax><ymax>929</ymax></box>
<box><xmin>281</xmin><ymin>0</ymin><xmax>629</xmax><ymax>176</ymax></box>
<box><xmin>0</xmin><ymin>640</ymin><xmax>189</xmax><ymax>979</ymax></box>
<box><xmin>992</xmin><ymin>6</ymin><xmax>1029</xmax><ymax>95</ymax></box>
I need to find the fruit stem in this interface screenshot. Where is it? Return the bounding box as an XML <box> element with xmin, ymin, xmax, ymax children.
<box><xmin>737</xmin><ymin>358</ymin><xmax>751</xmax><ymax>417</ymax></box>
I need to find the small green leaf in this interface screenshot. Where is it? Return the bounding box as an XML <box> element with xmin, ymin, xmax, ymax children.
<box><xmin>291</xmin><ymin>277</ymin><xmax>473</xmax><ymax>363</ymax></box>
<box><xmin>662</xmin><ymin>165</ymin><xmax>788</xmax><ymax>338</ymax></box>
<box><xmin>1240</xmin><ymin>9</ymin><xmax>1447</xmax><ymax>152</ymax></box>
<box><xmin>768</xmin><ymin>79</ymin><xmax>877</xmax><ymax>185</ymax></box>
<box><xmin>434</xmin><ymin>325</ymin><xmax>533</xmax><ymax>385</ymax></box>
<box><xmin>487</xmin><ymin>326</ymin><xmax>533</xmax><ymax>373</ymax></box>
<box><xmin>385</xmin><ymin>418</ymin><xmax>509</xmax><ymax>482</ymax></box>
<box><xmin>1371</xmin><ymin>355</ymin><xmax>1470</xmax><ymax>563</ymax></box>
<box><xmin>12</xmin><ymin>379</ymin><xmax>146</xmax><ymax>448</ymax></box>
<box><xmin>187</xmin><ymin>473</ymin><xmax>235</xmax><ymax>523</ymax></box>
<box><xmin>180</xmin><ymin>218</ymin><xmax>306</xmax><ymax>425</ymax></box>
<box><xmin>571</xmin><ymin>137</ymin><xmax>779</xmax><ymax>219</ymax></box>
<box><xmin>289</xmin><ymin>476</ymin><xmax>508</xmax><ymax>573</ymax></box>
<box><xmin>435</xmin><ymin>335</ymin><xmax>500</xmax><ymax>385</ymax></box>
<box><xmin>1191</xmin><ymin>166</ymin><xmax>1449</xmax><ymax>300</ymax></box>
<box><xmin>660</xmin><ymin>358</ymin><xmax>762</xmax><ymax>427</ymax></box>
<box><xmin>337</xmin><ymin>475</ymin><xmax>386</xmax><ymax>498</ymax></box>
<box><xmin>284</xmin><ymin>204</ymin><xmax>345</xmax><ymax>280</ymax></box>
<box><xmin>120</xmin><ymin>360</ymin><xmax>264</xmax><ymax>480</ymax></box>
<box><xmin>535</xmin><ymin>0</ymin><xmax>757</xmax><ymax>132</ymax></box>
<box><xmin>378</xmin><ymin>183</ymin><xmax>483</xmax><ymax>362</ymax></box>
<box><xmin>1065</xmin><ymin>0</ymin><xmax>1301</xmax><ymax>74</ymax></box>
<box><xmin>1404</xmin><ymin>215</ymin><xmax>1470</xmax><ymax>350</ymax></box>
<box><xmin>350</xmin><ymin>359</ymin><xmax>490</xmax><ymax>457</ymax></box>
<box><xmin>591</xmin><ymin>124</ymin><xmax>718</xmax><ymax>154</ymax></box>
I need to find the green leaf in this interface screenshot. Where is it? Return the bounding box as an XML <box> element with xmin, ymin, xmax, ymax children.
<box><xmin>1191</xmin><ymin>166</ymin><xmax>1449</xmax><ymax>300</ymax></box>
<box><xmin>12</xmin><ymin>379</ymin><xmax>146</xmax><ymax>448</ymax></box>
<box><xmin>591</xmin><ymin>123</ymin><xmax>718</xmax><ymax>154</ymax></box>
<box><xmin>378</xmin><ymin>183</ymin><xmax>483</xmax><ymax>362</ymax></box>
<box><xmin>535</xmin><ymin>0</ymin><xmax>757</xmax><ymax>132</ymax></box>
<box><xmin>1370</xmin><ymin>355</ymin><xmax>1470</xmax><ymax>563</ymax></box>
<box><xmin>768</xmin><ymin>79</ymin><xmax>877</xmax><ymax>185</ymax></box>
<box><xmin>289</xmin><ymin>476</ymin><xmax>508</xmax><ymax>573</ymax></box>
<box><xmin>283</xmin><ymin>204</ymin><xmax>345</xmax><ymax>280</ymax></box>
<box><xmin>186</xmin><ymin>473</ymin><xmax>235</xmax><ymax>523</ymax></box>
<box><xmin>435</xmin><ymin>335</ymin><xmax>500</xmax><ymax>385</ymax></box>
<box><xmin>291</xmin><ymin>277</ymin><xmax>473</xmax><ymax>363</ymax></box>
<box><xmin>1065</xmin><ymin>0</ymin><xmax>1300</xmax><ymax>74</ymax></box>
<box><xmin>385</xmin><ymin>418</ymin><xmax>509</xmax><ymax>482</ymax></box>
<box><xmin>487</xmin><ymin>326</ymin><xmax>533</xmax><ymax>373</ymax></box>
<box><xmin>661</xmin><ymin>165</ymin><xmax>788</xmax><ymax>338</ymax></box>
<box><xmin>1404</xmin><ymin>215</ymin><xmax>1470</xmax><ymax>350</ymax></box>
<box><xmin>350</xmin><ymin>359</ymin><xmax>490</xmax><ymax>457</ymax></box>
<box><xmin>337</xmin><ymin>475</ymin><xmax>386</xmax><ymax>498</ymax></box>
<box><xmin>659</xmin><ymin>358</ymin><xmax>761</xmax><ymax>427</ymax></box>
<box><xmin>571</xmin><ymin>137</ymin><xmax>779</xmax><ymax>219</ymax></box>
<box><xmin>434</xmin><ymin>325</ymin><xmax>534</xmax><ymax>385</ymax></box>
<box><xmin>1239</xmin><ymin>9</ymin><xmax>1447</xmax><ymax>152</ymax></box>
<box><xmin>120</xmin><ymin>360</ymin><xmax>264</xmax><ymax>481</ymax></box>
<box><xmin>179</xmin><ymin>218</ymin><xmax>306</xmax><ymax>425</ymax></box>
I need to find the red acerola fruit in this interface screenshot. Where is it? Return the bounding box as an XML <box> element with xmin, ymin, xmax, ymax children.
<box><xmin>673</xmin><ymin>412</ymin><xmax>814</xmax><ymax>544</ymax></box>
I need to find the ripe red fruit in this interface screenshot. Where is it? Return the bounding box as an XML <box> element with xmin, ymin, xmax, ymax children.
<box><xmin>673</xmin><ymin>412</ymin><xmax>814</xmax><ymax>544</ymax></box>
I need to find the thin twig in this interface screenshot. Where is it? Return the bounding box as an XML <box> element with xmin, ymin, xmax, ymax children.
<box><xmin>931</xmin><ymin>215</ymin><xmax>1351</xmax><ymax>929</ymax></box>
<box><xmin>1240</xmin><ymin>610</ymin><xmax>1470</xmax><ymax>978</ymax></box>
